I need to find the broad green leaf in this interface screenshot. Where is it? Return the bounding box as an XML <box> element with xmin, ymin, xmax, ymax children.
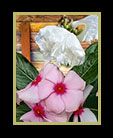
<box><xmin>16</xmin><ymin>102</ymin><xmax>31</xmax><ymax>122</ymax></box>
<box><xmin>16</xmin><ymin>52</ymin><xmax>39</xmax><ymax>90</ymax></box>
<box><xmin>71</xmin><ymin>42</ymin><xmax>98</xmax><ymax>85</ymax></box>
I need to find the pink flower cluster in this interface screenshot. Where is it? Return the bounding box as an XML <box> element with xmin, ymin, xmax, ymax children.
<box><xmin>17</xmin><ymin>62</ymin><xmax>86</xmax><ymax>122</ymax></box>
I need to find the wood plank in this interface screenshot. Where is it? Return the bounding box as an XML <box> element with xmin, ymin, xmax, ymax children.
<box><xmin>21</xmin><ymin>22</ymin><xmax>31</xmax><ymax>62</ymax></box>
<box><xmin>17</xmin><ymin>31</ymin><xmax>98</xmax><ymax>51</ymax></box>
<box><xmin>16</xmin><ymin>22</ymin><xmax>58</xmax><ymax>32</ymax></box>
<box><xmin>16</xmin><ymin>15</ymin><xmax>88</xmax><ymax>22</ymax></box>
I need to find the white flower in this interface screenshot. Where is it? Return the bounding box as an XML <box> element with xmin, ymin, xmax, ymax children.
<box><xmin>34</xmin><ymin>26</ymin><xmax>85</xmax><ymax>67</ymax></box>
<box><xmin>73</xmin><ymin>85</ymin><xmax>97</xmax><ymax>122</ymax></box>
<box><xmin>72</xmin><ymin>15</ymin><xmax>98</xmax><ymax>43</ymax></box>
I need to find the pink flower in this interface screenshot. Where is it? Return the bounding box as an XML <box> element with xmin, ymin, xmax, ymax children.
<box><xmin>20</xmin><ymin>101</ymin><xmax>68</xmax><ymax>122</ymax></box>
<box><xmin>17</xmin><ymin>62</ymin><xmax>85</xmax><ymax>115</ymax></box>
<box><xmin>16</xmin><ymin>75</ymin><xmax>41</xmax><ymax>104</ymax></box>
<box><xmin>38</xmin><ymin>67</ymin><xmax>85</xmax><ymax>114</ymax></box>
<box><xmin>73</xmin><ymin>85</ymin><xmax>97</xmax><ymax>122</ymax></box>
<box><xmin>16</xmin><ymin>62</ymin><xmax>58</xmax><ymax>104</ymax></box>
<box><xmin>96</xmin><ymin>91</ymin><xmax>98</xmax><ymax>96</ymax></box>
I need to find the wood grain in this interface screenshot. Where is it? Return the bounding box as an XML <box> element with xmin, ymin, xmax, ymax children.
<box><xmin>16</xmin><ymin>15</ymin><xmax>88</xmax><ymax>22</ymax></box>
<box><xmin>21</xmin><ymin>22</ymin><xmax>31</xmax><ymax>62</ymax></box>
<box><xmin>16</xmin><ymin>32</ymin><xmax>98</xmax><ymax>52</ymax></box>
<box><xmin>16</xmin><ymin>22</ymin><xmax>58</xmax><ymax>32</ymax></box>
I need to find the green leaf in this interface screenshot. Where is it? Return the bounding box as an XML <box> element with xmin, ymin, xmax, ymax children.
<box><xmin>71</xmin><ymin>42</ymin><xmax>98</xmax><ymax>85</ymax></box>
<box><xmin>16</xmin><ymin>52</ymin><xmax>39</xmax><ymax>90</ymax></box>
<box><xmin>16</xmin><ymin>102</ymin><xmax>31</xmax><ymax>122</ymax></box>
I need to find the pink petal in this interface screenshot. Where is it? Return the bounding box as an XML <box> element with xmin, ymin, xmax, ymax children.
<box><xmin>17</xmin><ymin>84</ymin><xmax>40</xmax><ymax>104</ymax></box>
<box><xmin>61</xmin><ymin>90</ymin><xmax>83</xmax><ymax>112</ymax></box>
<box><xmin>96</xmin><ymin>91</ymin><xmax>98</xmax><ymax>96</ymax></box>
<box><xmin>80</xmin><ymin>108</ymin><xmax>97</xmax><ymax>122</ymax></box>
<box><xmin>45</xmin><ymin>93</ymin><xmax>65</xmax><ymax>114</ymax></box>
<box><xmin>39</xmin><ymin>62</ymin><xmax>56</xmax><ymax>79</ymax></box>
<box><xmin>20</xmin><ymin>111</ymin><xmax>45</xmax><ymax>122</ymax></box>
<box><xmin>20</xmin><ymin>111</ymin><xmax>36</xmax><ymax>122</ymax></box>
<box><xmin>64</xmin><ymin>70</ymin><xmax>86</xmax><ymax>91</ymax></box>
<box><xmin>40</xmin><ymin>62</ymin><xmax>52</xmax><ymax>75</ymax></box>
<box><xmin>38</xmin><ymin>79</ymin><xmax>54</xmax><ymax>100</ymax></box>
<box><xmin>36</xmin><ymin>117</ymin><xmax>45</xmax><ymax>122</ymax></box>
<box><xmin>24</xmin><ymin>102</ymin><xmax>35</xmax><ymax>109</ymax></box>
<box><xmin>45</xmin><ymin>111</ymin><xmax>68</xmax><ymax>122</ymax></box>
<box><xmin>43</xmin><ymin>63</ymin><xmax>64</xmax><ymax>84</ymax></box>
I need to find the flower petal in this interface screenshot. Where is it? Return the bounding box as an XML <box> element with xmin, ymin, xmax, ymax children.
<box><xmin>64</xmin><ymin>70</ymin><xmax>86</xmax><ymax>91</ymax></box>
<box><xmin>80</xmin><ymin>108</ymin><xmax>97</xmax><ymax>122</ymax></box>
<box><xmin>61</xmin><ymin>90</ymin><xmax>83</xmax><ymax>112</ymax></box>
<box><xmin>20</xmin><ymin>111</ymin><xmax>36</xmax><ymax>122</ymax></box>
<box><xmin>45</xmin><ymin>93</ymin><xmax>65</xmax><ymax>114</ymax></box>
<box><xmin>16</xmin><ymin>93</ymin><xmax>22</xmax><ymax>105</ymax></box>
<box><xmin>45</xmin><ymin>111</ymin><xmax>68</xmax><ymax>122</ymax></box>
<box><xmin>24</xmin><ymin>102</ymin><xmax>35</xmax><ymax>109</ymax></box>
<box><xmin>96</xmin><ymin>91</ymin><xmax>98</xmax><ymax>96</ymax></box>
<box><xmin>73</xmin><ymin>115</ymin><xmax>78</xmax><ymax>122</ymax></box>
<box><xmin>20</xmin><ymin>111</ymin><xmax>45</xmax><ymax>122</ymax></box>
<box><xmin>38</xmin><ymin>79</ymin><xmax>54</xmax><ymax>100</ymax></box>
<box><xmin>17</xmin><ymin>85</ymin><xmax>40</xmax><ymax>104</ymax></box>
<box><xmin>82</xmin><ymin>85</ymin><xmax>94</xmax><ymax>105</ymax></box>
<box><xmin>44</xmin><ymin>63</ymin><xmax>64</xmax><ymax>84</ymax></box>
<box><xmin>39</xmin><ymin>62</ymin><xmax>56</xmax><ymax>78</ymax></box>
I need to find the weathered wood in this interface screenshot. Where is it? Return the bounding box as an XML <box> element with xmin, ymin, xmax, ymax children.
<box><xmin>21</xmin><ymin>22</ymin><xmax>31</xmax><ymax>62</ymax></box>
<box><xmin>16</xmin><ymin>32</ymin><xmax>98</xmax><ymax>52</ymax></box>
<box><xmin>16</xmin><ymin>22</ymin><xmax>58</xmax><ymax>32</ymax></box>
<box><xmin>17</xmin><ymin>40</ymin><xmax>97</xmax><ymax>52</ymax></box>
<box><xmin>16</xmin><ymin>15</ymin><xmax>88</xmax><ymax>22</ymax></box>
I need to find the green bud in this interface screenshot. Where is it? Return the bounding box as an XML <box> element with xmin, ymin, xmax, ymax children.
<box><xmin>69</xmin><ymin>28</ymin><xmax>73</xmax><ymax>32</ymax></box>
<box><xmin>72</xmin><ymin>27</ymin><xmax>77</xmax><ymax>32</ymax></box>
<box><xmin>64</xmin><ymin>24</ymin><xmax>68</xmax><ymax>29</ymax></box>
<box><xmin>61</xmin><ymin>19</ymin><xmax>64</xmax><ymax>25</ymax></box>
<box><xmin>68</xmin><ymin>19</ymin><xmax>73</xmax><ymax>26</ymax></box>
<box><xmin>64</xmin><ymin>18</ymin><xmax>67</xmax><ymax>25</ymax></box>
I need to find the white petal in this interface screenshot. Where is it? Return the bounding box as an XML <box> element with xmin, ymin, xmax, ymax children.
<box><xmin>16</xmin><ymin>93</ymin><xmax>22</xmax><ymax>105</ymax></box>
<box><xmin>72</xmin><ymin>15</ymin><xmax>98</xmax><ymax>43</ymax></box>
<box><xmin>80</xmin><ymin>108</ymin><xmax>97</xmax><ymax>122</ymax></box>
<box><xmin>82</xmin><ymin>85</ymin><xmax>94</xmax><ymax>105</ymax></box>
<box><xmin>73</xmin><ymin>115</ymin><xmax>78</xmax><ymax>122</ymax></box>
